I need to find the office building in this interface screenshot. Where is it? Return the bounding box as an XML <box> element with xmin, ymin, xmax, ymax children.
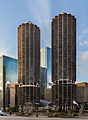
<box><xmin>0</xmin><ymin>55</ymin><xmax>18</xmax><ymax>109</ymax></box>
<box><xmin>40</xmin><ymin>47</ymin><xmax>51</xmax><ymax>88</ymax></box>
<box><xmin>52</xmin><ymin>12</ymin><xmax>76</xmax><ymax>109</ymax></box>
<box><xmin>18</xmin><ymin>21</ymin><xmax>40</xmax><ymax>107</ymax></box>
<box><xmin>76</xmin><ymin>82</ymin><xmax>88</xmax><ymax>103</ymax></box>
<box><xmin>5</xmin><ymin>82</ymin><xmax>19</xmax><ymax>107</ymax></box>
<box><xmin>45</xmin><ymin>88</ymin><xmax>52</xmax><ymax>102</ymax></box>
<box><xmin>40</xmin><ymin>67</ymin><xmax>47</xmax><ymax>100</ymax></box>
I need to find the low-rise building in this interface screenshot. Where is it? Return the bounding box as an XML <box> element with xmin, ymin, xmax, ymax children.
<box><xmin>45</xmin><ymin>88</ymin><xmax>52</xmax><ymax>102</ymax></box>
<box><xmin>5</xmin><ymin>82</ymin><xmax>19</xmax><ymax>108</ymax></box>
<box><xmin>76</xmin><ymin>82</ymin><xmax>88</xmax><ymax>103</ymax></box>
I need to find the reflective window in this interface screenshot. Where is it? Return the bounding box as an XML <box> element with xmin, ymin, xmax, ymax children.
<box><xmin>3</xmin><ymin>56</ymin><xmax>18</xmax><ymax>83</ymax></box>
<box><xmin>0</xmin><ymin>56</ymin><xmax>18</xmax><ymax>108</ymax></box>
<box><xmin>0</xmin><ymin>57</ymin><xmax>3</xmax><ymax>108</ymax></box>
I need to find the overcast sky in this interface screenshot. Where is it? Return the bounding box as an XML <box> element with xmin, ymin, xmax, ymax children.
<box><xmin>0</xmin><ymin>0</ymin><xmax>88</xmax><ymax>82</ymax></box>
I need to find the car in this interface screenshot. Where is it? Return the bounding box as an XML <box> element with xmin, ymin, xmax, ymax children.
<box><xmin>1</xmin><ymin>111</ymin><xmax>7</xmax><ymax>116</ymax></box>
<box><xmin>0</xmin><ymin>110</ymin><xmax>7</xmax><ymax>116</ymax></box>
<box><xmin>0</xmin><ymin>109</ymin><xmax>3</xmax><ymax>115</ymax></box>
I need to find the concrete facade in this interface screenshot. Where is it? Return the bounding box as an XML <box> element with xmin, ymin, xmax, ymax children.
<box><xmin>52</xmin><ymin>12</ymin><xmax>76</xmax><ymax>109</ymax></box>
<box><xmin>76</xmin><ymin>82</ymin><xmax>88</xmax><ymax>103</ymax></box>
<box><xmin>18</xmin><ymin>21</ymin><xmax>40</xmax><ymax>107</ymax></box>
<box><xmin>45</xmin><ymin>88</ymin><xmax>52</xmax><ymax>102</ymax></box>
<box><xmin>5</xmin><ymin>82</ymin><xmax>18</xmax><ymax>108</ymax></box>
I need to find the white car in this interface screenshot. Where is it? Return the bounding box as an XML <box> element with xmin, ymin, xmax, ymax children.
<box><xmin>0</xmin><ymin>110</ymin><xmax>7</xmax><ymax>116</ymax></box>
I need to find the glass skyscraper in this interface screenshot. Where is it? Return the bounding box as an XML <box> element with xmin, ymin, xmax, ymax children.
<box><xmin>0</xmin><ymin>55</ymin><xmax>18</xmax><ymax>108</ymax></box>
<box><xmin>40</xmin><ymin>47</ymin><xmax>51</xmax><ymax>88</ymax></box>
<box><xmin>40</xmin><ymin>67</ymin><xmax>47</xmax><ymax>100</ymax></box>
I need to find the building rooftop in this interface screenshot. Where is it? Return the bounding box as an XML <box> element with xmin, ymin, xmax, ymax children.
<box><xmin>61</xmin><ymin>12</ymin><xmax>67</xmax><ymax>14</ymax></box>
<box><xmin>76</xmin><ymin>82</ymin><xmax>88</xmax><ymax>86</ymax></box>
<box><xmin>18</xmin><ymin>21</ymin><xmax>40</xmax><ymax>30</ymax></box>
<box><xmin>26</xmin><ymin>21</ymin><xmax>32</xmax><ymax>24</ymax></box>
<box><xmin>0</xmin><ymin>55</ymin><xmax>17</xmax><ymax>60</ymax></box>
<box><xmin>52</xmin><ymin>12</ymin><xmax>76</xmax><ymax>22</ymax></box>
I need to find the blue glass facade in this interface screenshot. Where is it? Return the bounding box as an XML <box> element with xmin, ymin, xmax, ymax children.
<box><xmin>0</xmin><ymin>57</ymin><xmax>3</xmax><ymax>108</ymax></box>
<box><xmin>40</xmin><ymin>47</ymin><xmax>51</xmax><ymax>100</ymax></box>
<box><xmin>3</xmin><ymin>56</ymin><xmax>18</xmax><ymax>83</ymax></box>
<box><xmin>47</xmin><ymin>48</ymin><xmax>51</xmax><ymax>88</ymax></box>
<box><xmin>0</xmin><ymin>55</ymin><xmax>18</xmax><ymax>108</ymax></box>
<box><xmin>40</xmin><ymin>67</ymin><xmax>47</xmax><ymax>100</ymax></box>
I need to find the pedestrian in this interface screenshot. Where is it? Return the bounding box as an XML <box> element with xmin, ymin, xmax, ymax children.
<box><xmin>10</xmin><ymin>111</ymin><xmax>12</xmax><ymax>116</ymax></box>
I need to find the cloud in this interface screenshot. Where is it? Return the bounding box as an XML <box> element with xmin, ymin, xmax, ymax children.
<box><xmin>0</xmin><ymin>48</ymin><xmax>7</xmax><ymax>56</ymax></box>
<box><xmin>77</xmin><ymin>51</ymin><xmax>88</xmax><ymax>78</ymax></box>
<box><xmin>78</xmin><ymin>28</ymin><xmax>88</xmax><ymax>41</ymax></box>
<box><xmin>79</xmin><ymin>51</ymin><xmax>88</xmax><ymax>64</ymax></box>
<box><xmin>78</xmin><ymin>28</ymin><xmax>88</xmax><ymax>49</ymax></box>
<box><xmin>82</xmin><ymin>29</ymin><xmax>88</xmax><ymax>34</ymax></box>
<box><xmin>28</xmin><ymin>0</ymin><xmax>51</xmax><ymax>48</ymax></box>
<box><xmin>78</xmin><ymin>35</ymin><xmax>83</xmax><ymax>41</ymax></box>
<box><xmin>80</xmin><ymin>40</ymin><xmax>88</xmax><ymax>46</ymax></box>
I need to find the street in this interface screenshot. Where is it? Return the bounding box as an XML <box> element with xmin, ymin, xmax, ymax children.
<box><xmin>0</xmin><ymin>116</ymin><xmax>88</xmax><ymax>120</ymax></box>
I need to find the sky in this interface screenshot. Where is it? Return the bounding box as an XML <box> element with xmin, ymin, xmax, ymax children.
<box><xmin>0</xmin><ymin>0</ymin><xmax>88</xmax><ymax>82</ymax></box>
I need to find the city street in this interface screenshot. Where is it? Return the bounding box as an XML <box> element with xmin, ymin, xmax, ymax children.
<box><xmin>0</xmin><ymin>116</ymin><xmax>88</xmax><ymax>120</ymax></box>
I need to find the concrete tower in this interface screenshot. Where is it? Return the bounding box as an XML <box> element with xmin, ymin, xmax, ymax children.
<box><xmin>18</xmin><ymin>21</ymin><xmax>40</xmax><ymax>107</ymax></box>
<box><xmin>52</xmin><ymin>12</ymin><xmax>76</xmax><ymax>109</ymax></box>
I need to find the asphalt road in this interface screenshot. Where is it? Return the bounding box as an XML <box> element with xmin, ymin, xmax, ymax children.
<box><xmin>0</xmin><ymin>116</ymin><xmax>88</xmax><ymax>120</ymax></box>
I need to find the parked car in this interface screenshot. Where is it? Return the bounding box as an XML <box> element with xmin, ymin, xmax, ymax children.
<box><xmin>0</xmin><ymin>109</ymin><xmax>7</xmax><ymax>116</ymax></box>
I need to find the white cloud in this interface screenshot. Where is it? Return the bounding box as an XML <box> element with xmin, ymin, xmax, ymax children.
<box><xmin>78</xmin><ymin>28</ymin><xmax>88</xmax><ymax>41</ymax></box>
<box><xmin>0</xmin><ymin>48</ymin><xmax>7</xmax><ymax>56</ymax></box>
<box><xmin>28</xmin><ymin>0</ymin><xmax>51</xmax><ymax>48</ymax></box>
<box><xmin>80</xmin><ymin>40</ymin><xmax>88</xmax><ymax>46</ymax></box>
<box><xmin>78</xmin><ymin>51</ymin><xmax>88</xmax><ymax>78</ymax></box>
<box><xmin>78</xmin><ymin>28</ymin><xmax>88</xmax><ymax>48</ymax></box>
<box><xmin>79</xmin><ymin>51</ymin><xmax>88</xmax><ymax>64</ymax></box>
<box><xmin>78</xmin><ymin>35</ymin><xmax>83</xmax><ymax>41</ymax></box>
<box><xmin>82</xmin><ymin>29</ymin><xmax>88</xmax><ymax>34</ymax></box>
